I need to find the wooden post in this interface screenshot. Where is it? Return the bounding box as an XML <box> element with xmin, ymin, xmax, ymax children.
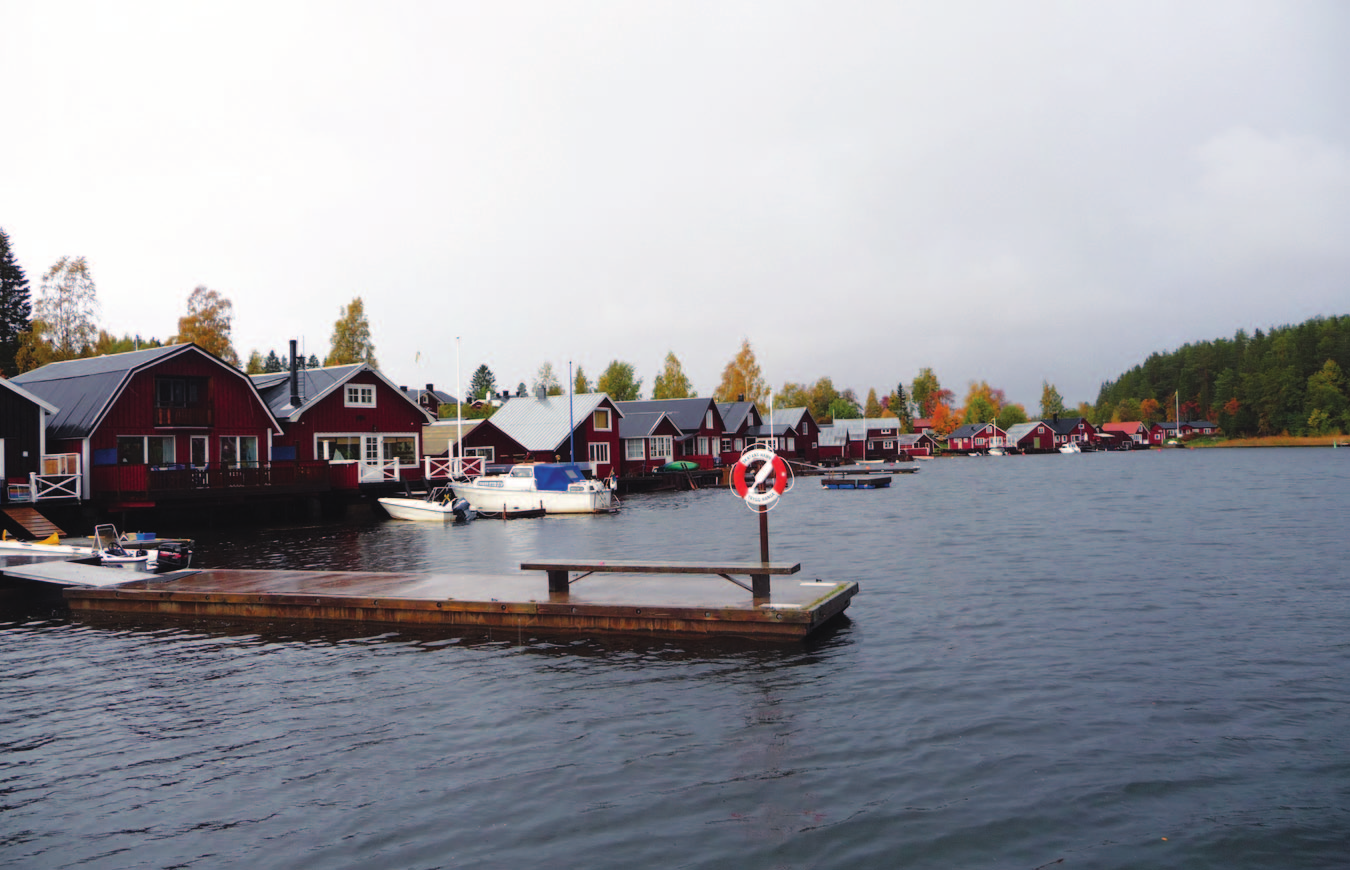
<box><xmin>547</xmin><ymin>569</ymin><xmax>569</xmax><ymax>594</ymax></box>
<box><xmin>753</xmin><ymin>504</ymin><xmax>770</xmax><ymax>598</ymax></box>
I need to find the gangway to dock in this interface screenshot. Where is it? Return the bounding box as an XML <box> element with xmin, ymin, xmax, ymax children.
<box><xmin>2</xmin><ymin>506</ymin><xmax>66</xmax><ymax>538</ymax></box>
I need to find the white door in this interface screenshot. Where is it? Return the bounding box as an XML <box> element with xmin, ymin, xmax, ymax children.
<box><xmin>359</xmin><ymin>436</ymin><xmax>385</xmax><ymax>482</ymax></box>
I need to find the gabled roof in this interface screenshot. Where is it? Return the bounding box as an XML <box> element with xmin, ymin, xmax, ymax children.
<box><xmin>830</xmin><ymin>417</ymin><xmax>902</xmax><ymax>436</ymax></box>
<box><xmin>251</xmin><ymin>364</ymin><xmax>434</xmax><ymax>423</ymax></box>
<box><xmin>0</xmin><ymin>376</ymin><xmax>59</xmax><ymax>415</ymax></box>
<box><xmin>895</xmin><ymin>432</ymin><xmax>935</xmax><ymax>446</ymax></box>
<box><xmin>716</xmin><ymin>401</ymin><xmax>759</xmax><ymax>432</ymax></box>
<box><xmin>817</xmin><ymin>426</ymin><xmax>851</xmax><ymax>447</ymax></box>
<box><xmin>619</xmin><ymin>411</ymin><xmax>676</xmax><ymax>439</ymax></box>
<box><xmin>1005</xmin><ymin>421</ymin><xmax>1049</xmax><ymax>441</ymax></box>
<box><xmin>615</xmin><ymin>398</ymin><xmax>718</xmax><ymax>433</ymax></box>
<box><xmin>488</xmin><ymin>393</ymin><xmax>621</xmax><ymax>452</ymax></box>
<box><xmin>12</xmin><ymin>343</ymin><xmax>281</xmax><ymax>440</ymax></box>
<box><xmin>948</xmin><ymin>423</ymin><xmax>1003</xmax><ymax>439</ymax></box>
<box><xmin>1101</xmin><ymin>422</ymin><xmax>1146</xmax><ymax>434</ymax></box>
<box><xmin>769</xmin><ymin>407</ymin><xmax>813</xmax><ymax>430</ymax></box>
<box><xmin>406</xmin><ymin>387</ymin><xmax>459</xmax><ymax>408</ymax></box>
<box><xmin>1046</xmin><ymin>416</ymin><xmax>1092</xmax><ymax>435</ymax></box>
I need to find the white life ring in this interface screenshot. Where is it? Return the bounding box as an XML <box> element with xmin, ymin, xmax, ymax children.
<box><xmin>731</xmin><ymin>447</ymin><xmax>790</xmax><ymax>507</ymax></box>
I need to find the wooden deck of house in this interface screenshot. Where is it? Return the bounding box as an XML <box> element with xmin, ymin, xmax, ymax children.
<box><xmin>40</xmin><ymin>562</ymin><xmax>857</xmax><ymax>641</ymax></box>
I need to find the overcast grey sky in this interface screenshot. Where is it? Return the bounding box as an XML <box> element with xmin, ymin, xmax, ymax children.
<box><xmin>5</xmin><ymin>1</ymin><xmax>1348</xmax><ymax>410</ymax></box>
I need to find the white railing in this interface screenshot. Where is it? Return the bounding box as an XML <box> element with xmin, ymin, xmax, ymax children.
<box><xmin>26</xmin><ymin>453</ymin><xmax>83</xmax><ymax>502</ymax></box>
<box><xmin>359</xmin><ymin>458</ymin><xmax>401</xmax><ymax>482</ymax></box>
<box><xmin>424</xmin><ymin>455</ymin><xmax>484</xmax><ymax>480</ymax></box>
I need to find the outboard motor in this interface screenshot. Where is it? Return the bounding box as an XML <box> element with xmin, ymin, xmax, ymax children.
<box><xmin>155</xmin><ymin>540</ymin><xmax>194</xmax><ymax>572</ymax></box>
<box><xmin>451</xmin><ymin>497</ymin><xmax>472</xmax><ymax>523</ymax></box>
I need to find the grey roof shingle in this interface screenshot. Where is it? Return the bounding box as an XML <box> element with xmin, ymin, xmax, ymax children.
<box><xmin>11</xmin><ymin>344</ymin><xmax>275</xmax><ymax>440</ymax></box>
<box><xmin>488</xmin><ymin>393</ymin><xmax>620</xmax><ymax>452</ymax></box>
<box><xmin>615</xmin><ymin>398</ymin><xmax>717</xmax><ymax>433</ymax></box>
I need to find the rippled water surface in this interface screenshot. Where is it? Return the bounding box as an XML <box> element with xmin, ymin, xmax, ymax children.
<box><xmin>3</xmin><ymin>448</ymin><xmax>1349</xmax><ymax>869</ymax></box>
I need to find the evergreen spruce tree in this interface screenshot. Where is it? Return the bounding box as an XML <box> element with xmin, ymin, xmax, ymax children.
<box><xmin>0</xmin><ymin>228</ymin><xmax>33</xmax><ymax>376</ymax></box>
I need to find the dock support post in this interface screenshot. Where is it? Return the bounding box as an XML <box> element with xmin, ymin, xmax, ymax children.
<box><xmin>755</xmin><ymin>505</ymin><xmax>771</xmax><ymax>597</ymax></box>
<box><xmin>547</xmin><ymin>569</ymin><xmax>569</xmax><ymax>593</ymax></box>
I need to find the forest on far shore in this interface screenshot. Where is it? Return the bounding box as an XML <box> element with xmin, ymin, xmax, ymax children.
<box><xmin>1094</xmin><ymin>314</ymin><xmax>1350</xmax><ymax>438</ymax></box>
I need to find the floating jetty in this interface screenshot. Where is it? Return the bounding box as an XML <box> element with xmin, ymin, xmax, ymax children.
<box><xmin>3</xmin><ymin>558</ymin><xmax>856</xmax><ymax>641</ymax></box>
<box><xmin>821</xmin><ymin>474</ymin><xmax>892</xmax><ymax>490</ymax></box>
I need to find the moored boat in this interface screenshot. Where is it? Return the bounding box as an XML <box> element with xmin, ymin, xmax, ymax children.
<box><xmin>378</xmin><ymin>486</ymin><xmax>474</xmax><ymax>522</ymax></box>
<box><xmin>454</xmin><ymin>462</ymin><xmax>617</xmax><ymax>515</ymax></box>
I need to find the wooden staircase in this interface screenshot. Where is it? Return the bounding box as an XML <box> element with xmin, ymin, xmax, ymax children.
<box><xmin>2</xmin><ymin>506</ymin><xmax>67</xmax><ymax>538</ymax></box>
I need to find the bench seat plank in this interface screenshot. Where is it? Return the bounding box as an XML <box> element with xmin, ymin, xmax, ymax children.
<box><xmin>521</xmin><ymin>560</ymin><xmax>800</xmax><ymax>576</ymax></box>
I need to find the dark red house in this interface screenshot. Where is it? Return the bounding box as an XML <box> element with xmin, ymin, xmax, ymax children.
<box><xmin>11</xmin><ymin>344</ymin><xmax>303</xmax><ymax>509</ymax></box>
<box><xmin>252</xmin><ymin>361</ymin><xmax>435</xmax><ymax>488</ymax></box>
<box><xmin>946</xmin><ymin>422</ymin><xmax>1007</xmax><ymax>454</ymax></box>
<box><xmin>618</xmin><ymin>411</ymin><xmax>683</xmax><ymax>474</ymax></box>
<box><xmin>616</xmin><ymin>398</ymin><xmax>728</xmax><ymax>469</ymax></box>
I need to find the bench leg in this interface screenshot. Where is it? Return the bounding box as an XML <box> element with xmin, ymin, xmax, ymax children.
<box><xmin>547</xmin><ymin>569</ymin><xmax>570</xmax><ymax>594</ymax></box>
<box><xmin>751</xmin><ymin>573</ymin><xmax>770</xmax><ymax>598</ymax></box>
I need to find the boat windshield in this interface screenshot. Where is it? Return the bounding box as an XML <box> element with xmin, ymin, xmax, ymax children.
<box><xmin>509</xmin><ymin>467</ymin><xmax>534</xmax><ymax>478</ymax></box>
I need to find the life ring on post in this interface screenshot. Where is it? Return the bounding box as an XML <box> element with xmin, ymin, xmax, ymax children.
<box><xmin>731</xmin><ymin>447</ymin><xmax>790</xmax><ymax>508</ymax></box>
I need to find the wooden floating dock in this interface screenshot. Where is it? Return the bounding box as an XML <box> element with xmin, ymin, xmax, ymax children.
<box><xmin>821</xmin><ymin>475</ymin><xmax>892</xmax><ymax>490</ymax></box>
<box><xmin>45</xmin><ymin>560</ymin><xmax>857</xmax><ymax>641</ymax></box>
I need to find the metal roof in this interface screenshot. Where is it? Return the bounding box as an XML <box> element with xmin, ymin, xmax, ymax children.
<box><xmin>716</xmin><ymin>401</ymin><xmax>758</xmax><ymax>432</ymax></box>
<box><xmin>830</xmin><ymin>417</ymin><xmax>901</xmax><ymax>436</ymax></box>
<box><xmin>11</xmin><ymin>344</ymin><xmax>280</xmax><ymax>440</ymax></box>
<box><xmin>615</xmin><ymin>398</ymin><xmax>717</xmax><ymax>433</ymax></box>
<box><xmin>250</xmin><ymin>364</ymin><xmax>433</xmax><ymax>423</ymax></box>
<box><xmin>817</xmin><ymin>426</ymin><xmax>851</xmax><ymax>446</ymax></box>
<box><xmin>488</xmin><ymin>393</ymin><xmax>620</xmax><ymax>452</ymax></box>
<box><xmin>0</xmin><ymin>375</ymin><xmax>59</xmax><ymax>415</ymax></box>
<box><xmin>1004</xmin><ymin>421</ymin><xmax>1047</xmax><ymax>441</ymax></box>
<box><xmin>769</xmin><ymin>407</ymin><xmax>811</xmax><ymax>429</ymax></box>
<box><xmin>618</xmin><ymin>411</ymin><xmax>673</xmax><ymax>439</ymax></box>
<box><xmin>948</xmin><ymin>423</ymin><xmax>1002</xmax><ymax>439</ymax></box>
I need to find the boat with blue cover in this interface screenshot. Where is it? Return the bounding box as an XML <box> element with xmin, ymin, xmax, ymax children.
<box><xmin>454</xmin><ymin>462</ymin><xmax>618</xmax><ymax>515</ymax></box>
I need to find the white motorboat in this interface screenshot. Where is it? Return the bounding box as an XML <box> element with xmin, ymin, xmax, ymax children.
<box><xmin>378</xmin><ymin>486</ymin><xmax>475</xmax><ymax>522</ymax></box>
<box><xmin>455</xmin><ymin>462</ymin><xmax>617</xmax><ymax>515</ymax></box>
<box><xmin>1058</xmin><ymin>442</ymin><xmax>1082</xmax><ymax>454</ymax></box>
<box><xmin>1</xmin><ymin>525</ymin><xmax>191</xmax><ymax>572</ymax></box>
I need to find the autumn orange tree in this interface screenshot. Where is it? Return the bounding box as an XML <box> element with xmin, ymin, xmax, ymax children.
<box><xmin>714</xmin><ymin>338</ymin><xmax>768</xmax><ymax>404</ymax></box>
<box><xmin>173</xmin><ymin>286</ymin><xmax>239</xmax><ymax>365</ymax></box>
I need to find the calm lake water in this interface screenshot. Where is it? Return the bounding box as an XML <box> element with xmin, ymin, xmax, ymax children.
<box><xmin>3</xmin><ymin>448</ymin><xmax>1348</xmax><ymax>869</ymax></box>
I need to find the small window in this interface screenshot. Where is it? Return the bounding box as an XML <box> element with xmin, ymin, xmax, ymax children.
<box><xmin>592</xmin><ymin>409</ymin><xmax>611</xmax><ymax>431</ymax></box>
<box><xmin>626</xmin><ymin>439</ymin><xmax>646</xmax><ymax>460</ymax></box>
<box><xmin>589</xmin><ymin>442</ymin><xmax>611</xmax><ymax>464</ymax></box>
<box><xmin>345</xmin><ymin>385</ymin><xmax>376</xmax><ymax>407</ymax></box>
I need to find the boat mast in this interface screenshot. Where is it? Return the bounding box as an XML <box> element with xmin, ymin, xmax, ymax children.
<box><xmin>455</xmin><ymin>337</ymin><xmax>463</xmax><ymax>476</ymax></box>
<box><xmin>569</xmin><ymin>360</ymin><xmax>575</xmax><ymax>462</ymax></box>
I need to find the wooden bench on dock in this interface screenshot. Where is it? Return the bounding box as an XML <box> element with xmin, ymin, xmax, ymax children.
<box><xmin>520</xmin><ymin>559</ymin><xmax>801</xmax><ymax>598</ymax></box>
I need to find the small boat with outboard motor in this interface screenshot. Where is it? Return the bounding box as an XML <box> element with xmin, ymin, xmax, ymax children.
<box><xmin>378</xmin><ymin>485</ymin><xmax>475</xmax><ymax>522</ymax></box>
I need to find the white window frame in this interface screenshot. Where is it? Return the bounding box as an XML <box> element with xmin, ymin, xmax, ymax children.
<box><xmin>345</xmin><ymin>385</ymin><xmax>376</xmax><ymax>407</ymax></box>
<box><xmin>625</xmin><ymin>439</ymin><xmax>646</xmax><ymax>461</ymax></box>
<box><xmin>588</xmin><ymin>441</ymin><xmax>611</xmax><ymax>464</ymax></box>
<box><xmin>220</xmin><ymin>435</ymin><xmax>259</xmax><ymax>467</ymax></box>
<box><xmin>592</xmin><ymin>409</ymin><xmax>612</xmax><ymax>431</ymax></box>
<box><xmin>651</xmin><ymin>435</ymin><xmax>673</xmax><ymax>459</ymax></box>
<box><xmin>465</xmin><ymin>446</ymin><xmax>495</xmax><ymax>462</ymax></box>
<box><xmin>190</xmin><ymin>435</ymin><xmax>208</xmax><ymax>467</ymax></box>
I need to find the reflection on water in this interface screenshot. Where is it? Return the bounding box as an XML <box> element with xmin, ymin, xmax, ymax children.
<box><xmin>3</xmin><ymin>449</ymin><xmax>1349</xmax><ymax>869</ymax></box>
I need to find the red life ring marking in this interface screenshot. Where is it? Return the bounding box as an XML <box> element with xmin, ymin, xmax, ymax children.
<box><xmin>731</xmin><ymin>448</ymin><xmax>789</xmax><ymax>506</ymax></box>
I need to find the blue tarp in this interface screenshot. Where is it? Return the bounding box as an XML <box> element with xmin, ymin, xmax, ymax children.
<box><xmin>532</xmin><ymin>463</ymin><xmax>587</xmax><ymax>492</ymax></box>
